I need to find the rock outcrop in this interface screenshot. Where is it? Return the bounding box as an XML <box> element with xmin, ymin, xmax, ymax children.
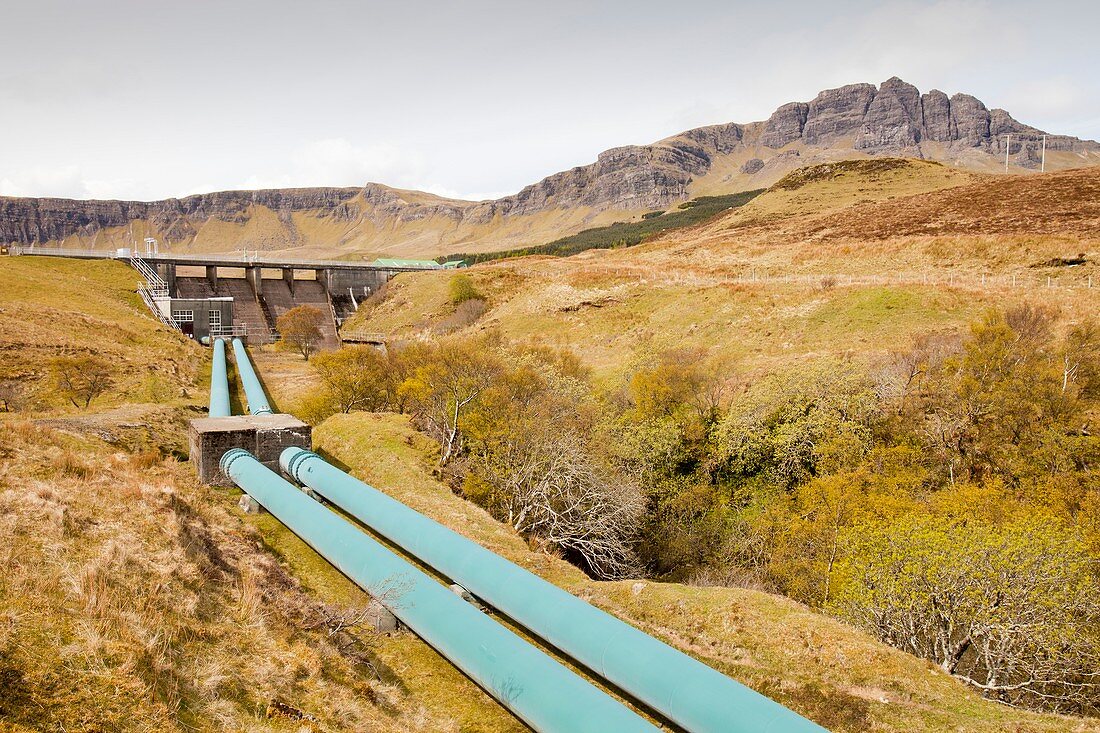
<box><xmin>3</xmin><ymin>77</ymin><xmax>1098</xmax><ymax>252</ymax></box>
<box><xmin>803</xmin><ymin>83</ymin><xmax>878</xmax><ymax>145</ymax></box>
<box><xmin>857</xmin><ymin>77</ymin><xmax>924</xmax><ymax>149</ymax></box>
<box><xmin>921</xmin><ymin>89</ymin><xmax>955</xmax><ymax>142</ymax></box>
<box><xmin>762</xmin><ymin>103</ymin><xmax>809</xmax><ymax>149</ymax></box>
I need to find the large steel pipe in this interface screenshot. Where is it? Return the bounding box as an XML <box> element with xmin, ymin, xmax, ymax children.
<box><xmin>221</xmin><ymin>449</ymin><xmax>659</xmax><ymax>733</ymax></box>
<box><xmin>208</xmin><ymin>338</ymin><xmax>231</xmax><ymax>417</ymax></box>
<box><xmin>230</xmin><ymin>338</ymin><xmax>273</xmax><ymax>415</ymax></box>
<box><xmin>282</xmin><ymin>448</ymin><xmax>826</xmax><ymax>733</ymax></box>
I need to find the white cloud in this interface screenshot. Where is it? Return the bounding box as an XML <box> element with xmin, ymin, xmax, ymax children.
<box><xmin>0</xmin><ymin>166</ymin><xmax>88</xmax><ymax>199</ymax></box>
<box><xmin>235</xmin><ymin>138</ymin><xmax>514</xmax><ymax>201</ymax></box>
<box><xmin>418</xmin><ymin>184</ymin><xmax>516</xmax><ymax>202</ymax></box>
<box><xmin>0</xmin><ymin>166</ymin><xmax>150</xmax><ymax>201</ymax></box>
<box><xmin>233</xmin><ymin>137</ymin><xmax>432</xmax><ymax>192</ymax></box>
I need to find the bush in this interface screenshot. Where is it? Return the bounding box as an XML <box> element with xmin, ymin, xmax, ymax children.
<box><xmin>448</xmin><ymin>274</ymin><xmax>483</xmax><ymax>305</ymax></box>
<box><xmin>432</xmin><ymin>298</ymin><xmax>487</xmax><ymax>335</ymax></box>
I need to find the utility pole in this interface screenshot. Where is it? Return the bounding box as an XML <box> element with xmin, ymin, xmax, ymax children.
<box><xmin>1004</xmin><ymin>133</ymin><xmax>1011</xmax><ymax>172</ymax></box>
<box><xmin>1041</xmin><ymin>134</ymin><xmax>1047</xmax><ymax>173</ymax></box>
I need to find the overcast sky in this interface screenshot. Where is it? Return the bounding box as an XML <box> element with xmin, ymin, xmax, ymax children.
<box><xmin>2</xmin><ymin>0</ymin><xmax>1097</xmax><ymax>202</ymax></box>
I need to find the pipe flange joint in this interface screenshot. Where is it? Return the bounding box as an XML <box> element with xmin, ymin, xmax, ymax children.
<box><xmin>220</xmin><ymin>447</ymin><xmax>254</xmax><ymax>475</ymax></box>
<box><xmin>282</xmin><ymin>447</ymin><xmax>320</xmax><ymax>482</ymax></box>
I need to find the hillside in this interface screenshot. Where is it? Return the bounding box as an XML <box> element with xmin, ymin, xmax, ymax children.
<box><xmin>3</xmin><ymin>182</ymin><xmax>1098</xmax><ymax>730</ymax></box>
<box><xmin>341</xmin><ymin>159</ymin><xmax>1099</xmax><ymax>379</ymax></box>
<box><xmin>0</xmin><ymin>260</ymin><xmax>463</xmax><ymax>731</ymax></box>
<box><xmin>3</xmin><ymin>78</ymin><xmax>1098</xmax><ymax>260</ymax></box>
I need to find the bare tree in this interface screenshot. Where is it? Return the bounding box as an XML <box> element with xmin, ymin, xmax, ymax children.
<box><xmin>0</xmin><ymin>378</ymin><xmax>25</xmax><ymax>412</ymax></box>
<box><xmin>50</xmin><ymin>355</ymin><xmax>114</xmax><ymax>409</ymax></box>
<box><xmin>475</xmin><ymin>421</ymin><xmax>644</xmax><ymax>579</ymax></box>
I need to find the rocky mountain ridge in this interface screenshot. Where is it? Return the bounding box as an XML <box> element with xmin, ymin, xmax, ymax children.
<box><xmin>3</xmin><ymin>77</ymin><xmax>1097</xmax><ymax>256</ymax></box>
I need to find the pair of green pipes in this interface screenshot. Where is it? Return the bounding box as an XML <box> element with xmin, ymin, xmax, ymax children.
<box><xmin>211</xmin><ymin>342</ymin><xmax>825</xmax><ymax>732</ymax></box>
<box><xmin>208</xmin><ymin>337</ymin><xmax>271</xmax><ymax>417</ymax></box>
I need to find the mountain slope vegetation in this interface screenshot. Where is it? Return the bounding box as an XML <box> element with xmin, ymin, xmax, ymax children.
<box><xmin>2</xmin><ymin>157</ymin><xmax>1099</xmax><ymax>730</ymax></box>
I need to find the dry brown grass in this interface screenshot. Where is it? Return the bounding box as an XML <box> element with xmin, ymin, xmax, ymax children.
<box><xmin>342</xmin><ymin>159</ymin><xmax>1098</xmax><ymax>386</ymax></box>
<box><xmin>0</xmin><ymin>418</ymin><xmax>457</xmax><ymax>732</ymax></box>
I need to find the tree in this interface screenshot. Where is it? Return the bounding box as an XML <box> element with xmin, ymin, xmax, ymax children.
<box><xmin>277</xmin><ymin>305</ymin><xmax>326</xmax><ymax>359</ymax></box>
<box><xmin>401</xmin><ymin>338</ymin><xmax>501</xmax><ymax>466</ymax></box>
<box><xmin>310</xmin><ymin>346</ymin><xmax>391</xmax><ymax>414</ymax></box>
<box><xmin>462</xmin><ymin>354</ymin><xmax>643</xmax><ymax>578</ymax></box>
<box><xmin>471</xmin><ymin>418</ymin><xmax>643</xmax><ymax>579</ymax></box>
<box><xmin>893</xmin><ymin>306</ymin><xmax>1087</xmax><ymax>488</ymax></box>
<box><xmin>50</xmin><ymin>355</ymin><xmax>114</xmax><ymax>409</ymax></box>
<box><xmin>0</xmin><ymin>378</ymin><xmax>25</xmax><ymax>412</ymax></box>
<box><xmin>716</xmin><ymin>360</ymin><xmax>878</xmax><ymax>488</ymax></box>
<box><xmin>832</xmin><ymin>496</ymin><xmax>1100</xmax><ymax>712</ymax></box>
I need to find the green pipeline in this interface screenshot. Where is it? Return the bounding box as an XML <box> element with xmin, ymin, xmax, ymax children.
<box><xmin>281</xmin><ymin>447</ymin><xmax>828</xmax><ymax>733</ymax></box>
<box><xmin>221</xmin><ymin>449</ymin><xmax>660</xmax><ymax>733</ymax></box>
<box><xmin>208</xmin><ymin>338</ymin><xmax>231</xmax><ymax>417</ymax></box>
<box><xmin>230</xmin><ymin>338</ymin><xmax>272</xmax><ymax>415</ymax></box>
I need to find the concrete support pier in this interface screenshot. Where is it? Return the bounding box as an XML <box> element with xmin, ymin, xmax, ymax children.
<box><xmin>189</xmin><ymin>413</ymin><xmax>311</xmax><ymax>485</ymax></box>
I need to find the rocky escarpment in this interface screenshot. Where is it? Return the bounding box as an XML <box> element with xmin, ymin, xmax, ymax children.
<box><xmin>760</xmin><ymin>77</ymin><xmax>1087</xmax><ymax>160</ymax></box>
<box><xmin>0</xmin><ymin>188</ymin><xmax>364</xmax><ymax>246</ymax></box>
<box><xmin>477</xmin><ymin>123</ymin><xmax>744</xmax><ymax>220</ymax></box>
<box><xmin>3</xmin><ymin>77</ymin><xmax>1098</xmax><ymax>251</ymax></box>
<box><xmin>0</xmin><ymin>185</ymin><xmax>485</xmax><ymax>249</ymax></box>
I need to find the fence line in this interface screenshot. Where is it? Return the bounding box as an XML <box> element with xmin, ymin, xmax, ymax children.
<box><xmin>567</xmin><ymin>265</ymin><xmax>1096</xmax><ymax>292</ymax></box>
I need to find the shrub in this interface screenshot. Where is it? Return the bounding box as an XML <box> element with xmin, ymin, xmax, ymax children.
<box><xmin>49</xmin><ymin>355</ymin><xmax>114</xmax><ymax>409</ymax></box>
<box><xmin>448</xmin><ymin>274</ymin><xmax>483</xmax><ymax>305</ymax></box>
<box><xmin>432</xmin><ymin>298</ymin><xmax>487</xmax><ymax>335</ymax></box>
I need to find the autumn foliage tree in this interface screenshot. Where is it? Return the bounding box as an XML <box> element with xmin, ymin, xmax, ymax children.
<box><xmin>832</xmin><ymin>489</ymin><xmax>1100</xmax><ymax>711</ymax></box>
<box><xmin>277</xmin><ymin>305</ymin><xmax>326</xmax><ymax>359</ymax></box>
<box><xmin>294</xmin><ymin>305</ymin><xmax>1100</xmax><ymax>707</ymax></box>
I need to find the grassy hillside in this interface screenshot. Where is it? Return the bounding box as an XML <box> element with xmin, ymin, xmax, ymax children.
<box><xmin>0</xmin><ymin>256</ymin><xmax>204</xmax><ymax>410</ymax></box>
<box><xmin>39</xmin><ymin>196</ymin><xmax>651</xmax><ymax>262</ymax></box>
<box><xmin>343</xmin><ymin>160</ymin><xmax>1098</xmax><ymax>381</ymax></box>
<box><xmin>3</xmin><ymin>157</ymin><xmax>1099</xmax><ymax>733</ymax></box>
<box><xmin>0</xmin><ymin>258</ymin><xmax>471</xmax><ymax>731</ymax></box>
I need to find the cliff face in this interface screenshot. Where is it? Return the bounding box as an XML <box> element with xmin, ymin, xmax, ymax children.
<box><xmin>759</xmin><ymin>77</ymin><xmax>1076</xmax><ymax>158</ymax></box>
<box><xmin>3</xmin><ymin>77</ymin><xmax>1098</xmax><ymax>255</ymax></box>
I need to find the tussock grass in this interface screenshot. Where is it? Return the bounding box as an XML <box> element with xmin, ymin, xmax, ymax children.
<box><xmin>0</xmin><ymin>257</ymin><xmax>203</xmax><ymax>412</ymax></box>
<box><xmin>0</xmin><ymin>418</ymin><xmax>459</xmax><ymax>732</ymax></box>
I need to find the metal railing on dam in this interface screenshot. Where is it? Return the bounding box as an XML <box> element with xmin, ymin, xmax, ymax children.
<box><xmin>9</xmin><ymin>245</ymin><xmax>438</xmax><ymax>272</ymax></box>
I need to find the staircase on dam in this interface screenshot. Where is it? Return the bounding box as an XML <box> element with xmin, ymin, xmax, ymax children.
<box><xmin>175</xmin><ymin>278</ymin><xmax>276</xmax><ymax>343</ymax></box>
<box><xmin>261</xmin><ymin>279</ymin><xmax>340</xmax><ymax>349</ymax></box>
